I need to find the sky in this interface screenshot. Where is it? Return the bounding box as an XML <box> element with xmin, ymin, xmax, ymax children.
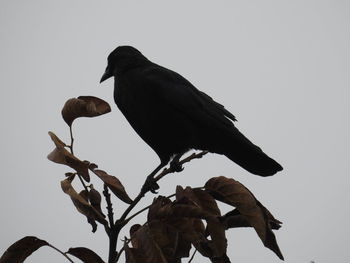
<box><xmin>1</xmin><ymin>1</ymin><xmax>350</xmax><ymax>262</ymax></box>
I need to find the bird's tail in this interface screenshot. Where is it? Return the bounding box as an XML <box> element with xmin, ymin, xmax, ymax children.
<box><xmin>218</xmin><ymin>128</ymin><xmax>283</xmax><ymax>176</ymax></box>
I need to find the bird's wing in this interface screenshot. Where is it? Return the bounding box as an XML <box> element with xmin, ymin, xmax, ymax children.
<box><xmin>144</xmin><ymin>64</ymin><xmax>236</xmax><ymax>128</ymax></box>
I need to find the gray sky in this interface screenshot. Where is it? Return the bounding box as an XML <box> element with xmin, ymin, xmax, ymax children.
<box><xmin>1</xmin><ymin>1</ymin><xmax>349</xmax><ymax>262</ymax></box>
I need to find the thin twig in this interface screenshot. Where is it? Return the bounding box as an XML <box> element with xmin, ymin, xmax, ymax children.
<box><xmin>47</xmin><ymin>243</ymin><xmax>75</xmax><ymax>263</ymax></box>
<box><xmin>76</xmin><ymin>173</ymin><xmax>89</xmax><ymax>192</ymax></box>
<box><xmin>67</xmin><ymin>125</ymin><xmax>88</xmax><ymax>192</ymax></box>
<box><xmin>69</xmin><ymin>125</ymin><xmax>74</xmax><ymax>155</ymax></box>
<box><xmin>114</xmin><ymin>245</ymin><xmax>125</xmax><ymax>263</ymax></box>
<box><xmin>188</xmin><ymin>248</ymin><xmax>197</xmax><ymax>263</ymax></box>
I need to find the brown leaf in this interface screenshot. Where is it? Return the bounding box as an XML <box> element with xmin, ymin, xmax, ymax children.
<box><xmin>92</xmin><ymin>169</ymin><xmax>132</xmax><ymax>204</ymax></box>
<box><xmin>61</xmin><ymin>177</ymin><xmax>108</xmax><ymax>228</ymax></box>
<box><xmin>148</xmin><ymin>220</ymin><xmax>191</xmax><ymax>262</ymax></box>
<box><xmin>131</xmin><ymin>225</ymin><xmax>168</xmax><ymax>263</ymax></box>
<box><xmin>205</xmin><ymin>176</ymin><xmax>284</xmax><ymax>260</ymax></box>
<box><xmin>67</xmin><ymin>247</ymin><xmax>105</xmax><ymax>263</ymax></box>
<box><xmin>222</xmin><ymin>208</ymin><xmax>282</xmax><ymax>230</ymax></box>
<box><xmin>124</xmin><ymin>244</ymin><xmax>144</xmax><ymax>263</ymax></box>
<box><xmin>79</xmin><ymin>190</ymin><xmax>89</xmax><ymax>202</ymax></box>
<box><xmin>0</xmin><ymin>236</ymin><xmax>48</xmax><ymax>263</ymax></box>
<box><xmin>221</xmin><ymin>209</ymin><xmax>251</xmax><ymax>229</ymax></box>
<box><xmin>47</xmin><ymin>131</ymin><xmax>90</xmax><ymax>182</ymax></box>
<box><xmin>148</xmin><ymin>196</ymin><xmax>172</xmax><ymax>222</ymax></box>
<box><xmin>89</xmin><ymin>184</ymin><xmax>105</xmax><ymax>217</ymax></box>
<box><xmin>176</xmin><ymin>187</ymin><xmax>227</xmax><ymax>258</ymax></box>
<box><xmin>61</xmin><ymin>96</ymin><xmax>111</xmax><ymax>126</ymax></box>
<box><xmin>148</xmin><ymin>197</ymin><xmax>216</xmax><ymax>260</ymax></box>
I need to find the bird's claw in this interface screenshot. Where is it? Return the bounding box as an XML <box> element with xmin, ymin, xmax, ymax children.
<box><xmin>170</xmin><ymin>160</ymin><xmax>184</xmax><ymax>172</ymax></box>
<box><xmin>142</xmin><ymin>176</ymin><xmax>159</xmax><ymax>194</ymax></box>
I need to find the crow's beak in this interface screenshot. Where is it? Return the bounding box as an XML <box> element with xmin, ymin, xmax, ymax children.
<box><xmin>100</xmin><ymin>67</ymin><xmax>113</xmax><ymax>83</ymax></box>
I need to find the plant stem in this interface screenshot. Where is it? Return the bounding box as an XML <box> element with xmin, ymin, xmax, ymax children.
<box><xmin>47</xmin><ymin>243</ymin><xmax>75</xmax><ymax>263</ymax></box>
<box><xmin>103</xmin><ymin>184</ymin><xmax>114</xmax><ymax>229</ymax></box>
<box><xmin>67</xmin><ymin>125</ymin><xmax>88</xmax><ymax>192</ymax></box>
<box><xmin>69</xmin><ymin>125</ymin><xmax>74</xmax><ymax>155</ymax></box>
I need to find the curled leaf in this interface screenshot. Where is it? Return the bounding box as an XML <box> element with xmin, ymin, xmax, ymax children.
<box><xmin>92</xmin><ymin>169</ymin><xmax>132</xmax><ymax>204</ymax></box>
<box><xmin>61</xmin><ymin>96</ymin><xmax>111</xmax><ymax>126</ymax></box>
<box><xmin>205</xmin><ymin>176</ymin><xmax>284</xmax><ymax>260</ymax></box>
<box><xmin>67</xmin><ymin>247</ymin><xmax>105</xmax><ymax>263</ymax></box>
<box><xmin>0</xmin><ymin>236</ymin><xmax>48</xmax><ymax>263</ymax></box>
<box><xmin>61</xmin><ymin>177</ymin><xmax>108</xmax><ymax>229</ymax></box>
<box><xmin>89</xmin><ymin>185</ymin><xmax>105</xmax><ymax>217</ymax></box>
<box><xmin>47</xmin><ymin>131</ymin><xmax>90</xmax><ymax>182</ymax></box>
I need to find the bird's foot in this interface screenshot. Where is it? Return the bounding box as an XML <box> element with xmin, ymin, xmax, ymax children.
<box><xmin>142</xmin><ymin>176</ymin><xmax>160</xmax><ymax>194</ymax></box>
<box><xmin>170</xmin><ymin>159</ymin><xmax>184</xmax><ymax>172</ymax></box>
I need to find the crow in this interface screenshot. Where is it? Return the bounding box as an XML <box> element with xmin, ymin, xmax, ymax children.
<box><xmin>100</xmin><ymin>46</ymin><xmax>282</xmax><ymax>185</ymax></box>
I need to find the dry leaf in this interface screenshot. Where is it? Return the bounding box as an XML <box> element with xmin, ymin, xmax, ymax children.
<box><xmin>148</xmin><ymin>197</ymin><xmax>219</xmax><ymax>261</ymax></box>
<box><xmin>67</xmin><ymin>247</ymin><xmax>105</xmax><ymax>263</ymax></box>
<box><xmin>205</xmin><ymin>176</ymin><xmax>284</xmax><ymax>260</ymax></box>
<box><xmin>146</xmin><ymin>198</ymin><xmax>192</xmax><ymax>262</ymax></box>
<box><xmin>176</xmin><ymin>187</ymin><xmax>227</xmax><ymax>258</ymax></box>
<box><xmin>89</xmin><ymin>185</ymin><xmax>105</xmax><ymax>217</ymax></box>
<box><xmin>131</xmin><ymin>225</ymin><xmax>168</xmax><ymax>263</ymax></box>
<box><xmin>149</xmin><ymin>220</ymin><xmax>191</xmax><ymax>262</ymax></box>
<box><xmin>79</xmin><ymin>190</ymin><xmax>89</xmax><ymax>202</ymax></box>
<box><xmin>0</xmin><ymin>236</ymin><xmax>48</xmax><ymax>263</ymax></box>
<box><xmin>47</xmin><ymin>131</ymin><xmax>90</xmax><ymax>182</ymax></box>
<box><xmin>61</xmin><ymin>96</ymin><xmax>111</xmax><ymax>126</ymax></box>
<box><xmin>92</xmin><ymin>169</ymin><xmax>132</xmax><ymax>204</ymax></box>
<box><xmin>61</xmin><ymin>177</ymin><xmax>107</xmax><ymax>228</ymax></box>
<box><xmin>124</xmin><ymin>244</ymin><xmax>144</xmax><ymax>263</ymax></box>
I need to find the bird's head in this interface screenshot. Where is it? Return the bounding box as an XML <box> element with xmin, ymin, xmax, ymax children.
<box><xmin>100</xmin><ymin>46</ymin><xmax>147</xmax><ymax>83</ymax></box>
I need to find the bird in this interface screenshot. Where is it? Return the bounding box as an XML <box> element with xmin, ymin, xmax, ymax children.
<box><xmin>100</xmin><ymin>46</ymin><xmax>282</xmax><ymax>186</ymax></box>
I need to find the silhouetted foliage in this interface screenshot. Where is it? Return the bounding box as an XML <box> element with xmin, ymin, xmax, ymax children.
<box><xmin>0</xmin><ymin>96</ymin><xmax>284</xmax><ymax>262</ymax></box>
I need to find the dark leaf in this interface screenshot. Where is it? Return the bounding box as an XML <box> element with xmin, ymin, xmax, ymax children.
<box><xmin>61</xmin><ymin>96</ymin><xmax>111</xmax><ymax>126</ymax></box>
<box><xmin>148</xmin><ymin>196</ymin><xmax>172</xmax><ymax>222</ymax></box>
<box><xmin>67</xmin><ymin>247</ymin><xmax>105</xmax><ymax>263</ymax></box>
<box><xmin>47</xmin><ymin>131</ymin><xmax>90</xmax><ymax>181</ymax></box>
<box><xmin>148</xmin><ymin>197</ymin><xmax>215</xmax><ymax>260</ymax></box>
<box><xmin>148</xmin><ymin>220</ymin><xmax>191</xmax><ymax>262</ymax></box>
<box><xmin>124</xmin><ymin>244</ymin><xmax>144</xmax><ymax>263</ymax></box>
<box><xmin>89</xmin><ymin>184</ymin><xmax>105</xmax><ymax>217</ymax></box>
<box><xmin>92</xmin><ymin>169</ymin><xmax>132</xmax><ymax>204</ymax></box>
<box><xmin>0</xmin><ymin>236</ymin><xmax>48</xmax><ymax>263</ymax></box>
<box><xmin>130</xmin><ymin>224</ymin><xmax>142</xmax><ymax>249</ymax></box>
<box><xmin>205</xmin><ymin>176</ymin><xmax>284</xmax><ymax>260</ymax></box>
<box><xmin>131</xmin><ymin>225</ymin><xmax>168</xmax><ymax>263</ymax></box>
<box><xmin>61</xmin><ymin>177</ymin><xmax>108</xmax><ymax>228</ymax></box>
<box><xmin>176</xmin><ymin>187</ymin><xmax>227</xmax><ymax>258</ymax></box>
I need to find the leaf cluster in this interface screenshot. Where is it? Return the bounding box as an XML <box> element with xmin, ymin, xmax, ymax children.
<box><xmin>0</xmin><ymin>96</ymin><xmax>284</xmax><ymax>263</ymax></box>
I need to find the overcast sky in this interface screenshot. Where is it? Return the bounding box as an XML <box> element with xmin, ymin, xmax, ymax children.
<box><xmin>1</xmin><ymin>1</ymin><xmax>349</xmax><ymax>262</ymax></box>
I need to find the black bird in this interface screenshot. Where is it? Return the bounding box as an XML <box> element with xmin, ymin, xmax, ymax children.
<box><xmin>100</xmin><ymin>46</ymin><xmax>282</xmax><ymax>182</ymax></box>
